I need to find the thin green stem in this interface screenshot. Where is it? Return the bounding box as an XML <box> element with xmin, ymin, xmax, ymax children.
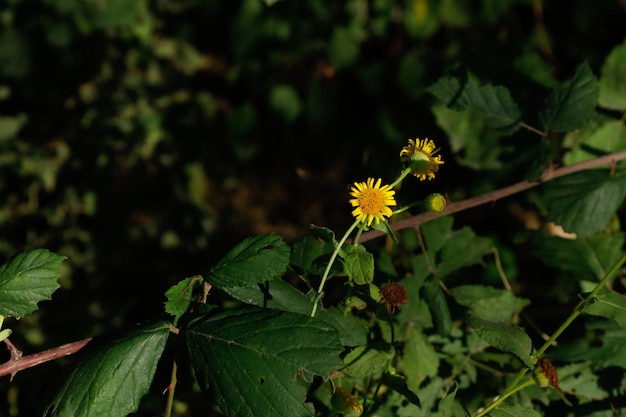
<box><xmin>310</xmin><ymin>220</ymin><xmax>360</xmax><ymax>317</ymax></box>
<box><xmin>472</xmin><ymin>252</ymin><xmax>626</xmax><ymax>417</ymax></box>
<box><xmin>535</xmin><ymin>251</ymin><xmax>626</xmax><ymax>358</ymax></box>
<box><xmin>353</xmin><ymin>223</ymin><xmax>366</xmax><ymax>246</ymax></box>
<box><xmin>164</xmin><ymin>360</ymin><xmax>178</xmax><ymax>417</ymax></box>
<box><xmin>390</xmin><ymin>167</ymin><xmax>412</xmax><ymax>188</ymax></box>
<box><xmin>474</xmin><ymin>378</ymin><xmax>535</xmax><ymax>417</ymax></box>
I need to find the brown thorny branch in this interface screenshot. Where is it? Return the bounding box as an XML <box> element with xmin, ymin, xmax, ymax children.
<box><xmin>358</xmin><ymin>149</ymin><xmax>626</xmax><ymax>244</ymax></box>
<box><xmin>2</xmin><ymin>151</ymin><xmax>626</xmax><ymax>381</ymax></box>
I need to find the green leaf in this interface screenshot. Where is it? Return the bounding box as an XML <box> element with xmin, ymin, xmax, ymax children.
<box><xmin>422</xmin><ymin>281</ymin><xmax>452</xmax><ymax>336</ymax></box>
<box><xmin>0</xmin><ymin>249</ymin><xmax>66</xmax><ymax>317</ymax></box>
<box><xmin>207</xmin><ymin>233</ymin><xmax>290</xmax><ymax>292</ymax></box>
<box><xmin>402</xmin><ymin>330</ymin><xmax>439</xmax><ymax>392</ymax></box>
<box><xmin>542</xmin><ymin>170</ymin><xmax>626</xmax><ymax>238</ymax></box>
<box><xmin>269</xmin><ymin>84</ymin><xmax>302</xmax><ymax>122</ymax></box>
<box><xmin>586</xmin><ymin>289</ymin><xmax>626</xmax><ymax>329</ymax></box>
<box><xmin>563</xmin><ymin>120</ymin><xmax>626</xmax><ymax>165</ymax></box>
<box><xmin>46</xmin><ymin>321</ymin><xmax>171</xmax><ymax>417</ymax></box>
<box><xmin>438</xmin><ymin>382</ymin><xmax>458</xmax><ymax>417</ymax></box>
<box><xmin>488</xmin><ymin>404</ymin><xmax>542</xmax><ymax>417</ymax></box>
<box><xmin>467</xmin><ymin>311</ymin><xmax>534</xmax><ymax>368</ymax></box>
<box><xmin>539</xmin><ymin>62</ymin><xmax>599</xmax><ymax>132</ymax></box>
<box><xmin>290</xmin><ymin>234</ymin><xmax>335</xmax><ymax>276</ymax></box>
<box><xmin>432</xmin><ymin>104</ymin><xmax>503</xmax><ymax>170</ymax></box>
<box><xmin>599</xmin><ymin>38</ymin><xmax>626</xmax><ymax>111</ymax></box>
<box><xmin>328</xmin><ymin>26</ymin><xmax>359</xmax><ymax>69</ymax></box>
<box><xmin>449</xmin><ymin>285</ymin><xmax>530</xmax><ymax>322</ymax></box>
<box><xmin>343</xmin><ymin>342</ymin><xmax>394</xmax><ymax>377</ymax></box>
<box><xmin>532</xmin><ymin>232</ymin><xmax>625</xmax><ymax>282</ymax></box>
<box><xmin>343</xmin><ymin>244</ymin><xmax>374</xmax><ymax>285</ymax></box>
<box><xmin>164</xmin><ymin>275</ymin><xmax>203</xmax><ymax>326</ymax></box>
<box><xmin>427</xmin><ymin>72</ymin><xmax>521</xmax><ymax>135</ymax></box>
<box><xmin>437</xmin><ymin>229</ymin><xmax>492</xmax><ymax>279</ymax></box>
<box><xmin>222</xmin><ymin>278</ymin><xmax>368</xmax><ymax>346</ymax></box>
<box><xmin>187</xmin><ymin>307</ymin><xmax>344</xmax><ymax>417</ymax></box>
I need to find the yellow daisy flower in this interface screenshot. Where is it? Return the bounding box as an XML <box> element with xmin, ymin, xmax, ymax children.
<box><xmin>350</xmin><ymin>178</ymin><xmax>396</xmax><ymax>226</ymax></box>
<box><xmin>400</xmin><ymin>138</ymin><xmax>444</xmax><ymax>180</ymax></box>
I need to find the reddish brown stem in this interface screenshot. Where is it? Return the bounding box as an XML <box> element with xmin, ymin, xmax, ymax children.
<box><xmin>358</xmin><ymin>149</ymin><xmax>626</xmax><ymax>243</ymax></box>
<box><xmin>0</xmin><ymin>338</ymin><xmax>92</xmax><ymax>379</ymax></box>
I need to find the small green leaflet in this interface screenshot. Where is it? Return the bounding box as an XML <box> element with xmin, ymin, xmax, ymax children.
<box><xmin>343</xmin><ymin>244</ymin><xmax>374</xmax><ymax>285</ymax></box>
<box><xmin>585</xmin><ymin>289</ymin><xmax>626</xmax><ymax>329</ymax></box>
<box><xmin>599</xmin><ymin>38</ymin><xmax>626</xmax><ymax>111</ymax></box>
<box><xmin>45</xmin><ymin>321</ymin><xmax>170</xmax><ymax>417</ymax></box>
<box><xmin>542</xmin><ymin>169</ymin><xmax>626</xmax><ymax>238</ymax></box>
<box><xmin>164</xmin><ymin>275</ymin><xmax>203</xmax><ymax>326</ymax></box>
<box><xmin>539</xmin><ymin>62</ymin><xmax>599</xmax><ymax>132</ymax></box>
<box><xmin>207</xmin><ymin>233</ymin><xmax>290</xmax><ymax>294</ymax></box>
<box><xmin>467</xmin><ymin>311</ymin><xmax>534</xmax><ymax>368</ymax></box>
<box><xmin>427</xmin><ymin>70</ymin><xmax>522</xmax><ymax>135</ymax></box>
<box><xmin>187</xmin><ymin>307</ymin><xmax>344</xmax><ymax>417</ymax></box>
<box><xmin>0</xmin><ymin>249</ymin><xmax>66</xmax><ymax>317</ymax></box>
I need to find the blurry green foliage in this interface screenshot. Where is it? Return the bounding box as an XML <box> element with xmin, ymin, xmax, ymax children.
<box><xmin>1</xmin><ymin>0</ymin><xmax>626</xmax><ymax>416</ymax></box>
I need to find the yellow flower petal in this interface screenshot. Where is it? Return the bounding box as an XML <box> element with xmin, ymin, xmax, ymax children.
<box><xmin>349</xmin><ymin>178</ymin><xmax>396</xmax><ymax>226</ymax></box>
<box><xmin>400</xmin><ymin>138</ymin><xmax>444</xmax><ymax>181</ymax></box>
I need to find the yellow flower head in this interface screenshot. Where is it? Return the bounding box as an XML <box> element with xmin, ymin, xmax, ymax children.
<box><xmin>350</xmin><ymin>178</ymin><xmax>396</xmax><ymax>227</ymax></box>
<box><xmin>424</xmin><ymin>193</ymin><xmax>447</xmax><ymax>213</ymax></box>
<box><xmin>400</xmin><ymin>138</ymin><xmax>444</xmax><ymax>181</ymax></box>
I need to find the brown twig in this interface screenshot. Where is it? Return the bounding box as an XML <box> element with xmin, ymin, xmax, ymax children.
<box><xmin>358</xmin><ymin>149</ymin><xmax>626</xmax><ymax>243</ymax></box>
<box><xmin>0</xmin><ymin>338</ymin><xmax>92</xmax><ymax>379</ymax></box>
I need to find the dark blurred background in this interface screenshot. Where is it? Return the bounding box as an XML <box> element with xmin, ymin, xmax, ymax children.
<box><xmin>1</xmin><ymin>0</ymin><xmax>625</xmax><ymax>415</ymax></box>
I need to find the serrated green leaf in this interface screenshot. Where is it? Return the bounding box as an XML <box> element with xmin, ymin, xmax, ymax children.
<box><xmin>309</xmin><ymin>224</ymin><xmax>338</xmax><ymax>245</ymax></box>
<box><xmin>46</xmin><ymin>321</ymin><xmax>170</xmax><ymax>417</ymax></box>
<box><xmin>539</xmin><ymin>62</ymin><xmax>599</xmax><ymax>132</ymax></box>
<box><xmin>449</xmin><ymin>285</ymin><xmax>529</xmax><ymax>322</ymax></box>
<box><xmin>222</xmin><ymin>278</ymin><xmax>367</xmax><ymax>346</ymax></box>
<box><xmin>371</xmin><ymin>220</ymin><xmax>399</xmax><ymax>243</ymax></box>
<box><xmin>543</xmin><ymin>170</ymin><xmax>626</xmax><ymax>238</ymax></box>
<box><xmin>207</xmin><ymin>233</ymin><xmax>290</xmax><ymax>292</ymax></box>
<box><xmin>164</xmin><ymin>275</ymin><xmax>203</xmax><ymax>326</ymax></box>
<box><xmin>187</xmin><ymin>307</ymin><xmax>344</xmax><ymax>417</ymax></box>
<box><xmin>586</xmin><ymin>289</ymin><xmax>626</xmax><ymax>329</ymax></box>
<box><xmin>343</xmin><ymin>244</ymin><xmax>374</xmax><ymax>285</ymax></box>
<box><xmin>488</xmin><ymin>404</ymin><xmax>542</xmax><ymax>417</ymax></box>
<box><xmin>0</xmin><ymin>249</ymin><xmax>66</xmax><ymax>317</ymax></box>
<box><xmin>422</xmin><ymin>281</ymin><xmax>452</xmax><ymax>336</ymax></box>
<box><xmin>558</xmin><ymin>362</ymin><xmax>608</xmax><ymax>400</ymax></box>
<box><xmin>467</xmin><ymin>311</ymin><xmax>534</xmax><ymax>368</ymax></box>
<box><xmin>427</xmin><ymin>72</ymin><xmax>521</xmax><ymax>135</ymax></box>
<box><xmin>599</xmin><ymin>38</ymin><xmax>626</xmax><ymax>111</ymax></box>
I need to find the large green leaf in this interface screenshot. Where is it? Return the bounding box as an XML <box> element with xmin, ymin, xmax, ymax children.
<box><xmin>599</xmin><ymin>38</ymin><xmax>626</xmax><ymax>111</ymax></box>
<box><xmin>542</xmin><ymin>170</ymin><xmax>626</xmax><ymax>238</ymax></box>
<box><xmin>467</xmin><ymin>311</ymin><xmax>534</xmax><ymax>368</ymax></box>
<box><xmin>585</xmin><ymin>289</ymin><xmax>626</xmax><ymax>329</ymax></box>
<box><xmin>187</xmin><ymin>307</ymin><xmax>344</xmax><ymax>417</ymax></box>
<box><xmin>0</xmin><ymin>249</ymin><xmax>66</xmax><ymax>317</ymax></box>
<box><xmin>402</xmin><ymin>330</ymin><xmax>439</xmax><ymax>392</ymax></box>
<box><xmin>222</xmin><ymin>278</ymin><xmax>368</xmax><ymax>347</ymax></box>
<box><xmin>207</xmin><ymin>233</ymin><xmax>290</xmax><ymax>292</ymax></box>
<box><xmin>427</xmin><ymin>72</ymin><xmax>521</xmax><ymax>135</ymax></box>
<box><xmin>539</xmin><ymin>62</ymin><xmax>599</xmax><ymax>132</ymax></box>
<box><xmin>449</xmin><ymin>285</ymin><xmax>530</xmax><ymax>322</ymax></box>
<box><xmin>45</xmin><ymin>321</ymin><xmax>171</xmax><ymax>417</ymax></box>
